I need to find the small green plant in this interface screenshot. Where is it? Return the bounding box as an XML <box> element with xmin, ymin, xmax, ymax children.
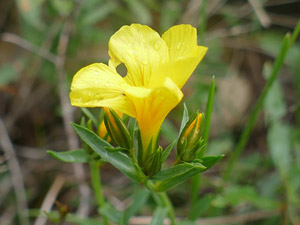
<box><xmin>49</xmin><ymin>24</ymin><xmax>222</xmax><ymax>224</ymax></box>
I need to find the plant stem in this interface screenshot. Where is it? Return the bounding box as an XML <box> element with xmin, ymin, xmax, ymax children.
<box><xmin>89</xmin><ymin>161</ymin><xmax>109</xmax><ymax>225</ymax></box>
<box><xmin>152</xmin><ymin>190</ymin><xmax>176</xmax><ymax>225</ymax></box>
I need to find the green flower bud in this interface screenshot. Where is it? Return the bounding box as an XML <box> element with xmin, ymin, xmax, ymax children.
<box><xmin>104</xmin><ymin>108</ymin><xmax>132</xmax><ymax>150</ymax></box>
<box><xmin>143</xmin><ymin>146</ymin><xmax>163</xmax><ymax>177</ymax></box>
<box><xmin>177</xmin><ymin>112</ymin><xmax>204</xmax><ymax>162</ymax></box>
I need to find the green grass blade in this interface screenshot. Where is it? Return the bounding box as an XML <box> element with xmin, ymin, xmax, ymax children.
<box><xmin>189</xmin><ymin>77</ymin><xmax>215</xmax><ymax>220</ymax></box>
<box><xmin>222</xmin><ymin>33</ymin><xmax>292</xmax><ymax>181</ymax></box>
<box><xmin>290</xmin><ymin>19</ymin><xmax>300</xmax><ymax>46</ymax></box>
<box><xmin>197</xmin><ymin>76</ymin><xmax>215</xmax><ymax>158</ymax></box>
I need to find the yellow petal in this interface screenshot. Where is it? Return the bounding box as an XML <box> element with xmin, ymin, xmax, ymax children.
<box><xmin>124</xmin><ymin>78</ymin><xmax>183</xmax><ymax>158</ymax></box>
<box><xmin>108</xmin><ymin>24</ymin><xmax>169</xmax><ymax>87</ymax></box>
<box><xmin>70</xmin><ymin>63</ymin><xmax>136</xmax><ymax>117</ymax></box>
<box><xmin>160</xmin><ymin>24</ymin><xmax>208</xmax><ymax>88</ymax></box>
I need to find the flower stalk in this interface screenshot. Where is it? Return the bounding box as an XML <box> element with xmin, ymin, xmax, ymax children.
<box><xmin>89</xmin><ymin>161</ymin><xmax>109</xmax><ymax>225</ymax></box>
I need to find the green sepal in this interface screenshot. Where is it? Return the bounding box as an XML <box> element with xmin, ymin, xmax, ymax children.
<box><xmin>177</xmin><ymin>111</ymin><xmax>205</xmax><ymax>162</ymax></box>
<box><xmin>151</xmin><ymin>162</ymin><xmax>207</xmax><ymax>192</ymax></box>
<box><xmin>177</xmin><ymin>112</ymin><xmax>198</xmax><ymax>149</ymax></box>
<box><xmin>47</xmin><ymin>149</ymin><xmax>89</xmax><ymax>163</ymax></box>
<box><xmin>179</xmin><ymin>103</ymin><xmax>190</xmax><ymax>134</ymax></box>
<box><xmin>143</xmin><ymin>146</ymin><xmax>163</xmax><ymax>177</ymax></box>
<box><xmin>104</xmin><ymin>109</ymin><xmax>132</xmax><ymax>150</ymax></box>
<box><xmin>180</xmin><ymin>138</ymin><xmax>205</xmax><ymax>162</ymax></box>
<box><xmin>86</xmin><ymin>119</ymin><xmax>93</xmax><ymax>131</ymax></box>
<box><xmin>161</xmin><ymin>140</ymin><xmax>176</xmax><ymax>164</ymax></box>
<box><xmin>71</xmin><ymin>123</ymin><xmax>140</xmax><ymax>182</ymax></box>
<box><xmin>127</xmin><ymin>118</ymin><xmax>137</xmax><ymax>150</ymax></box>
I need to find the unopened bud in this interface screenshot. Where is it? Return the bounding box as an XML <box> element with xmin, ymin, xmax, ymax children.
<box><xmin>99</xmin><ymin>121</ymin><xmax>111</xmax><ymax>142</ymax></box>
<box><xmin>177</xmin><ymin>112</ymin><xmax>204</xmax><ymax>162</ymax></box>
<box><xmin>104</xmin><ymin>108</ymin><xmax>132</xmax><ymax>150</ymax></box>
<box><xmin>143</xmin><ymin>146</ymin><xmax>163</xmax><ymax>177</ymax></box>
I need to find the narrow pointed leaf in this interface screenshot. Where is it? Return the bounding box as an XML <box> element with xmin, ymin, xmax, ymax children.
<box><xmin>71</xmin><ymin>123</ymin><xmax>140</xmax><ymax>181</ymax></box>
<box><xmin>179</xmin><ymin>103</ymin><xmax>189</xmax><ymax>135</ymax></box>
<box><xmin>47</xmin><ymin>149</ymin><xmax>89</xmax><ymax>163</ymax></box>
<box><xmin>152</xmin><ymin>163</ymin><xmax>206</xmax><ymax>192</ymax></box>
<box><xmin>161</xmin><ymin>141</ymin><xmax>176</xmax><ymax>163</ymax></box>
<box><xmin>199</xmin><ymin>155</ymin><xmax>224</xmax><ymax>170</ymax></box>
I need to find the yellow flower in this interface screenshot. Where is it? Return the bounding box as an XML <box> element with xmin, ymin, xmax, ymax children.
<box><xmin>70</xmin><ymin>24</ymin><xmax>207</xmax><ymax>166</ymax></box>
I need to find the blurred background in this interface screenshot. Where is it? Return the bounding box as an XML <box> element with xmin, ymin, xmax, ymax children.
<box><xmin>0</xmin><ymin>0</ymin><xmax>300</xmax><ymax>224</ymax></box>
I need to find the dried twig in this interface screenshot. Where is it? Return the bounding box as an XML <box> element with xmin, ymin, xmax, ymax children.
<box><xmin>248</xmin><ymin>0</ymin><xmax>271</xmax><ymax>28</ymax></box>
<box><xmin>0</xmin><ymin>117</ymin><xmax>29</xmax><ymax>225</ymax></box>
<box><xmin>4</xmin><ymin>23</ymin><xmax>60</xmax><ymax>131</ymax></box>
<box><xmin>1</xmin><ymin>33</ymin><xmax>58</xmax><ymax>63</ymax></box>
<box><xmin>34</xmin><ymin>176</ymin><xmax>65</xmax><ymax>225</ymax></box>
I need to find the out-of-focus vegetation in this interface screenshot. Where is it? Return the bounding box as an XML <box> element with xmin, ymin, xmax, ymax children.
<box><xmin>0</xmin><ymin>0</ymin><xmax>300</xmax><ymax>224</ymax></box>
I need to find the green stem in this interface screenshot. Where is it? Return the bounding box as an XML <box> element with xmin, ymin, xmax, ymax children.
<box><xmin>89</xmin><ymin>161</ymin><xmax>109</xmax><ymax>225</ymax></box>
<box><xmin>146</xmin><ymin>181</ymin><xmax>176</xmax><ymax>225</ymax></box>
<box><xmin>153</xmin><ymin>192</ymin><xmax>176</xmax><ymax>225</ymax></box>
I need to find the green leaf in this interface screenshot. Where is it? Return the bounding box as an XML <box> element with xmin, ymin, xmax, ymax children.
<box><xmin>152</xmin><ymin>163</ymin><xmax>206</xmax><ymax>192</ymax></box>
<box><xmin>149</xmin><ymin>207</ymin><xmax>168</xmax><ymax>225</ymax></box>
<box><xmin>199</xmin><ymin>155</ymin><xmax>224</xmax><ymax>170</ymax></box>
<box><xmin>71</xmin><ymin>123</ymin><xmax>140</xmax><ymax>182</ymax></box>
<box><xmin>121</xmin><ymin>189</ymin><xmax>150</xmax><ymax>225</ymax></box>
<box><xmin>99</xmin><ymin>203</ymin><xmax>122</xmax><ymax>224</ymax></box>
<box><xmin>161</xmin><ymin>141</ymin><xmax>176</xmax><ymax>163</ymax></box>
<box><xmin>47</xmin><ymin>149</ymin><xmax>89</xmax><ymax>163</ymax></box>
